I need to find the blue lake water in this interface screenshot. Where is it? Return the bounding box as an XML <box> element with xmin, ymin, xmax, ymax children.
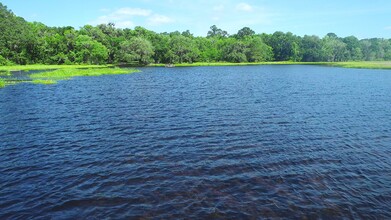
<box><xmin>1</xmin><ymin>65</ymin><xmax>391</xmax><ymax>219</ymax></box>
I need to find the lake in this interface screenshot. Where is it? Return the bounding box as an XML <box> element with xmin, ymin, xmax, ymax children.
<box><xmin>1</xmin><ymin>65</ymin><xmax>391</xmax><ymax>219</ymax></box>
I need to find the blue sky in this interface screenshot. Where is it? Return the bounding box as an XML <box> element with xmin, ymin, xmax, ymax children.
<box><xmin>2</xmin><ymin>0</ymin><xmax>391</xmax><ymax>39</ymax></box>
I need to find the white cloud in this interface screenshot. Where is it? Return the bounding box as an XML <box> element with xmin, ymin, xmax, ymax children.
<box><xmin>115</xmin><ymin>8</ymin><xmax>151</xmax><ymax>16</ymax></box>
<box><xmin>236</xmin><ymin>3</ymin><xmax>253</xmax><ymax>12</ymax></box>
<box><xmin>147</xmin><ymin>14</ymin><xmax>174</xmax><ymax>26</ymax></box>
<box><xmin>91</xmin><ymin>7</ymin><xmax>172</xmax><ymax>28</ymax></box>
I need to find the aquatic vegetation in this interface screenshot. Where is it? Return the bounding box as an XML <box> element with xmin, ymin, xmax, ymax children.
<box><xmin>0</xmin><ymin>70</ymin><xmax>11</xmax><ymax>76</ymax></box>
<box><xmin>32</xmin><ymin>79</ymin><xmax>57</xmax><ymax>85</ymax></box>
<box><xmin>0</xmin><ymin>67</ymin><xmax>139</xmax><ymax>88</ymax></box>
<box><xmin>0</xmin><ymin>79</ymin><xmax>5</xmax><ymax>88</ymax></box>
<box><xmin>30</xmin><ymin>68</ymin><xmax>139</xmax><ymax>82</ymax></box>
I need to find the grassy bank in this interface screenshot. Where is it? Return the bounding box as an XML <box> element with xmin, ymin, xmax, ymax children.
<box><xmin>149</xmin><ymin>61</ymin><xmax>391</xmax><ymax>69</ymax></box>
<box><xmin>323</xmin><ymin>61</ymin><xmax>391</xmax><ymax>69</ymax></box>
<box><xmin>2</xmin><ymin>61</ymin><xmax>391</xmax><ymax>71</ymax></box>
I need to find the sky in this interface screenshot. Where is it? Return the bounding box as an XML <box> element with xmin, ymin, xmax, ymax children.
<box><xmin>2</xmin><ymin>0</ymin><xmax>391</xmax><ymax>39</ymax></box>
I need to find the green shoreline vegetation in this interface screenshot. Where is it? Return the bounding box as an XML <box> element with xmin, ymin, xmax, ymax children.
<box><xmin>30</xmin><ymin>68</ymin><xmax>138</xmax><ymax>81</ymax></box>
<box><xmin>2</xmin><ymin>61</ymin><xmax>391</xmax><ymax>73</ymax></box>
<box><xmin>149</xmin><ymin>61</ymin><xmax>391</xmax><ymax>69</ymax></box>
<box><xmin>2</xmin><ymin>3</ymin><xmax>391</xmax><ymax>70</ymax></box>
<box><xmin>0</xmin><ymin>64</ymin><xmax>113</xmax><ymax>72</ymax></box>
<box><xmin>0</xmin><ymin>78</ymin><xmax>5</xmax><ymax>88</ymax></box>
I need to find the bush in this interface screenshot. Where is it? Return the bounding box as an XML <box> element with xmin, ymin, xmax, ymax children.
<box><xmin>0</xmin><ymin>55</ymin><xmax>12</xmax><ymax>66</ymax></box>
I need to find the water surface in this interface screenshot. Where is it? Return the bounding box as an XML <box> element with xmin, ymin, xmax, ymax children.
<box><xmin>1</xmin><ymin>65</ymin><xmax>391</xmax><ymax>219</ymax></box>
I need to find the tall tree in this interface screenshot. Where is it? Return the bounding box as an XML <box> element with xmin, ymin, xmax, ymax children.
<box><xmin>118</xmin><ymin>37</ymin><xmax>154</xmax><ymax>65</ymax></box>
<box><xmin>267</xmin><ymin>31</ymin><xmax>301</xmax><ymax>61</ymax></box>
<box><xmin>301</xmin><ymin>35</ymin><xmax>322</xmax><ymax>62</ymax></box>
<box><xmin>0</xmin><ymin>3</ymin><xmax>34</xmax><ymax>64</ymax></box>
<box><xmin>207</xmin><ymin>25</ymin><xmax>228</xmax><ymax>38</ymax></box>
<box><xmin>235</xmin><ymin>27</ymin><xmax>255</xmax><ymax>39</ymax></box>
<box><xmin>321</xmin><ymin>34</ymin><xmax>347</xmax><ymax>62</ymax></box>
<box><xmin>168</xmin><ymin>35</ymin><xmax>199</xmax><ymax>63</ymax></box>
<box><xmin>222</xmin><ymin>39</ymin><xmax>248</xmax><ymax>63</ymax></box>
<box><xmin>343</xmin><ymin>36</ymin><xmax>362</xmax><ymax>61</ymax></box>
<box><xmin>74</xmin><ymin>35</ymin><xmax>108</xmax><ymax>64</ymax></box>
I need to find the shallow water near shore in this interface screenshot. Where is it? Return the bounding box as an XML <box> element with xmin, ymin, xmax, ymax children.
<box><xmin>1</xmin><ymin>65</ymin><xmax>391</xmax><ymax>218</ymax></box>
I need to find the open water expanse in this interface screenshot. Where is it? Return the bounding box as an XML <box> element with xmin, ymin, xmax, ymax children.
<box><xmin>1</xmin><ymin>65</ymin><xmax>391</xmax><ymax>219</ymax></box>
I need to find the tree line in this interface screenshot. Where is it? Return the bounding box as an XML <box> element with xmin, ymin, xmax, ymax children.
<box><xmin>1</xmin><ymin>3</ymin><xmax>391</xmax><ymax>66</ymax></box>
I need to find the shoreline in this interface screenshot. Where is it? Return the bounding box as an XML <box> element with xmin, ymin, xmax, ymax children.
<box><xmin>148</xmin><ymin>61</ymin><xmax>391</xmax><ymax>69</ymax></box>
<box><xmin>0</xmin><ymin>64</ymin><xmax>114</xmax><ymax>72</ymax></box>
<box><xmin>1</xmin><ymin>62</ymin><xmax>391</xmax><ymax>72</ymax></box>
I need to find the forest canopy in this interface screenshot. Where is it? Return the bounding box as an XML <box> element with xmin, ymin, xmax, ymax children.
<box><xmin>1</xmin><ymin>3</ymin><xmax>391</xmax><ymax>66</ymax></box>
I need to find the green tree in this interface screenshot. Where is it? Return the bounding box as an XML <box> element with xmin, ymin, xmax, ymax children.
<box><xmin>245</xmin><ymin>36</ymin><xmax>273</xmax><ymax>62</ymax></box>
<box><xmin>321</xmin><ymin>34</ymin><xmax>347</xmax><ymax>62</ymax></box>
<box><xmin>74</xmin><ymin>35</ymin><xmax>108</xmax><ymax>64</ymax></box>
<box><xmin>207</xmin><ymin>25</ymin><xmax>228</xmax><ymax>38</ymax></box>
<box><xmin>267</xmin><ymin>31</ymin><xmax>301</xmax><ymax>61</ymax></box>
<box><xmin>195</xmin><ymin>37</ymin><xmax>221</xmax><ymax>62</ymax></box>
<box><xmin>343</xmin><ymin>36</ymin><xmax>363</xmax><ymax>61</ymax></box>
<box><xmin>235</xmin><ymin>27</ymin><xmax>255</xmax><ymax>39</ymax></box>
<box><xmin>169</xmin><ymin>35</ymin><xmax>199</xmax><ymax>63</ymax></box>
<box><xmin>118</xmin><ymin>37</ymin><xmax>154</xmax><ymax>65</ymax></box>
<box><xmin>222</xmin><ymin>38</ymin><xmax>247</xmax><ymax>63</ymax></box>
<box><xmin>96</xmin><ymin>23</ymin><xmax>124</xmax><ymax>63</ymax></box>
<box><xmin>0</xmin><ymin>3</ymin><xmax>34</xmax><ymax>64</ymax></box>
<box><xmin>301</xmin><ymin>35</ymin><xmax>322</xmax><ymax>62</ymax></box>
<box><xmin>150</xmin><ymin>34</ymin><xmax>170</xmax><ymax>63</ymax></box>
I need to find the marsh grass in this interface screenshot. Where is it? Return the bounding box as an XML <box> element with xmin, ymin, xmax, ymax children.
<box><xmin>324</xmin><ymin>61</ymin><xmax>391</xmax><ymax>69</ymax></box>
<box><xmin>0</xmin><ymin>70</ymin><xmax>11</xmax><ymax>76</ymax></box>
<box><xmin>0</xmin><ymin>79</ymin><xmax>5</xmax><ymax>88</ymax></box>
<box><xmin>0</xmin><ymin>67</ymin><xmax>139</xmax><ymax>87</ymax></box>
<box><xmin>31</xmin><ymin>68</ymin><xmax>139</xmax><ymax>80</ymax></box>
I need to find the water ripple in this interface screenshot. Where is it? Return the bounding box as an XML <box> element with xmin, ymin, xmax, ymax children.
<box><xmin>1</xmin><ymin>66</ymin><xmax>391</xmax><ymax>218</ymax></box>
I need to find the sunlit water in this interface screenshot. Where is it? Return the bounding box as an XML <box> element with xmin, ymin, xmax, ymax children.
<box><xmin>1</xmin><ymin>65</ymin><xmax>391</xmax><ymax>219</ymax></box>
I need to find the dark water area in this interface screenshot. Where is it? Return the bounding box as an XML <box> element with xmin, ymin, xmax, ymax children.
<box><xmin>1</xmin><ymin>65</ymin><xmax>391</xmax><ymax>219</ymax></box>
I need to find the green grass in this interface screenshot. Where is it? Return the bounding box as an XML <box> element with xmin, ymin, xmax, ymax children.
<box><xmin>0</xmin><ymin>64</ymin><xmax>113</xmax><ymax>71</ymax></box>
<box><xmin>30</xmin><ymin>68</ymin><xmax>139</xmax><ymax>81</ymax></box>
<box><xmin>322</xmin><ymin>61</ymin><xmax>391</xmax><ymax>69</ymax></box>
<box><xmin>0</xmin><ymin>78</ymin><xmax>5</xmax><ymax>88</ymax></box>
<box><xmin>0</xmin><ymin>67</ymin><xmax>139</xmax><ymax>88</ymax></box>
<box><xmin>148</xmin><ymin>61</ymin><xmax>391</xmax><ymax>69</ymax></box>
<box><xmin>0</xmin><ymin>70</ymin><xmax>11</xmax><ymax>76</ymax></box>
